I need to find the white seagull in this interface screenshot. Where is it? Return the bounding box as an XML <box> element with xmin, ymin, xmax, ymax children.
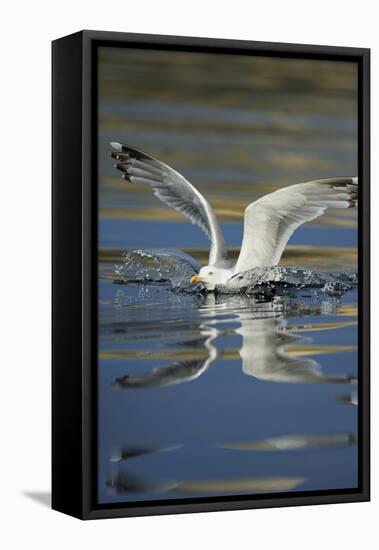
<box><xmin>110</xmin><ymin>142</ymin><xmax>358</xmax><ymax>291</ymax></box>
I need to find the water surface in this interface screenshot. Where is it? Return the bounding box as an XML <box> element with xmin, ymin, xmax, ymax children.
<box><xmin>97</xmin><ymin>48</ymin><xmax>358</xmax><ymax>504</ymax></box>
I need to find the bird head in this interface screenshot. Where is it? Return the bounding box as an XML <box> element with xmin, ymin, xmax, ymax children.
<box><xmin>190</xmin><ymin>265</ymin><xmax>230</xmax><ymax>291</ymax></box>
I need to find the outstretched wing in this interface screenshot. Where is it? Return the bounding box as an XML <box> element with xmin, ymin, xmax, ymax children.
<box><xmin>234</xmin><ymin>177</ymin><xmax>358</xmax><ymax>272</ymax></box>
<box><xmin>112</xmin><ymin>359</ymin><xmax>211</xmax><ymax>389</ymax></box>
<box><xmin>110</xmin><ymin>142</ymin><xmax>228</xmax><ymax>267</ymax></box>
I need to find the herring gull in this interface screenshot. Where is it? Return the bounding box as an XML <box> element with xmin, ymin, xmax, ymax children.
<box><xmin>110</xmin><ymin>142</ymin><xmax>358</xmax><ymax>291</ymax></box>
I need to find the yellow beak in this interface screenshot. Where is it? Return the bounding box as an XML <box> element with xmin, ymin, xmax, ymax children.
<box><xmin>190</xmin><ymin>275</ymin><xmax>203</xmax><ymax>284</ymax></box>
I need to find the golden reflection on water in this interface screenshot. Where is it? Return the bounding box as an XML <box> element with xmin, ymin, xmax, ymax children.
<box><xmin>175</xmin><ymin>477</ymin><xmax>305</xmax><ymax>494</ymax></box>
<box><xmin>99</xmin><ymin>344</ymin><xmax>356</xmax><ymax>362</ymax></box>
<box><xmin>98</xmin><ymin>244</ymin><xmax>357</xmax><ymax>274</ymax></box>
<box><xmin>99</xmin><ymin>205</ymin><xmax>357</xmax><ymax>229</ymax></box>
<box><xmin>107</xmin><ymin>470</ymin><xmax>306</xmax><ymax>496</ymax></box>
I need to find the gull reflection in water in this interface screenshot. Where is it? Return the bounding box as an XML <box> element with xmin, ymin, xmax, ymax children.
<box><xmin>110</xmin><ymin>444</ymin><xmax>182</xmax><ymax>463</ymax></box>
<box><xmin>112</xmin><ymin>293</ymin><xmax>356</xmax><ymax>388</ymax></box>
<box><xmin>230</xmin><ymin>296</ymin><xmax>356</xmax><ymax>384</ymax></box>
<box><xmin>112</xmin><ymin>323</ymin><xmax>219</xmax><ymax>388</ymax></box>
<box><xmin>219</xmin><ymin>432</ymin><xmax>357</xmax><ymax>451</ymax></box>
<box><xmin>337</xmin><ymin>391</ymin><xmax>358</xmax><ymax>406</ymax></box>
<box><xmin>107</xmin><ymin>433</ymin><xmax>356</xmax><ymax>497</ymax></box>
<box><xmin>107</xmin><ymin>469</ymin><xmax>306</xmax><ymax>496</ymax></box>
<box><xmin>108</xmin><ymin>293</ymin><xmax>357</xmax><ymax>498</ymax></box>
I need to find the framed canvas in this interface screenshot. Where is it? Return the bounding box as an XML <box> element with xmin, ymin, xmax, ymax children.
<box><xmin>52</xmin><ymin>30</ymin><xmax>370</xmax><ymax>520</ymax></box>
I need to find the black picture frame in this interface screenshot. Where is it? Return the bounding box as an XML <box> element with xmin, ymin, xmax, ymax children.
<box><xmin>52</xmin><ymin>30</ymin><xmax>370</xmax><ymax>520</ymax></box>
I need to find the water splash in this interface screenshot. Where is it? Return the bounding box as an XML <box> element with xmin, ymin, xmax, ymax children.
<box><xmin>224</xmin><ymin>266</ymin><xmax>357</xmax><ymax>296</ymax></box>
<box><xmin>113</xmin><ymin>248</ymin><xmax>357</xmax><ymax>297</ymax></box>
<box><xmin>114</xmin><ymin>249</ymin><xmax>200</xmax><ymax>289</ymax></box>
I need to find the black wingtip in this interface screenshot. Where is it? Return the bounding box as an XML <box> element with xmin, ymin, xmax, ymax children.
<box><xmin>110</xmin><ymin>141</ymin><xmax>157</xmax><ymax>163</ymax></box>
<box><xmin>110</xmin><ymin>152</ymin><xmax>129</xmax><ymax>161</ymax></box>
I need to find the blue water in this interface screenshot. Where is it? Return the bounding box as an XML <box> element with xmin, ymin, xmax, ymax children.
<box><xmin>99</xmin><ymin>219</ymin><xmax>357</xmax><ymax>250</ymax></box>
<box><xmin>97</xmin><ymin>47</ymin><xmax>358</xmax><ymax>504</ymax></box>
<box><xmin>98</xmin><ymin>277</ymin><xmax>358</xmax><ymax>503</ymax></box>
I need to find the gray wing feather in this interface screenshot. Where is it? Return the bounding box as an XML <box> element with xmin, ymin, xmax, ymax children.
<box><xmin>235</xmin><ymin>177</ymin><xmax>358</xmax><ymax>271</ymax></box>
<box><xmin>110</xmin><ymin>142</ymin><xmax>228</xmax><ymax>266</ymax></box>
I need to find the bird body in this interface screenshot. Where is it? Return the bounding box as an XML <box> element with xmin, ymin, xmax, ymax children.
<box><xmin>111</xmin><ymin>142</ymin><xmax>358</xmax><ymax>291</ymax></box>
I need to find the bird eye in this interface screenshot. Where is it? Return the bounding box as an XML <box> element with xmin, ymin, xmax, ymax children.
<box><xmin>209</xmin><ymin>271</ymin><xmax>213</xmax><ymax>275</ymax></box>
